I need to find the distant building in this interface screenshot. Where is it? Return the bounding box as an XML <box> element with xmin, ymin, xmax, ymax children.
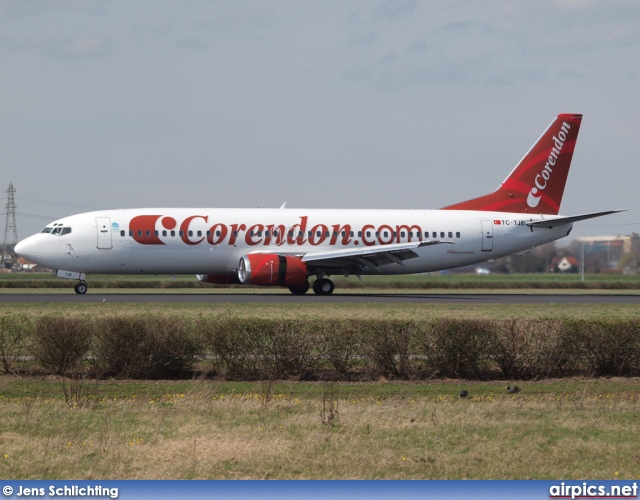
<box><xmin>575</xmin><ymin>235</ymin><xmax>632</xmax><ymax>269</ymax></box>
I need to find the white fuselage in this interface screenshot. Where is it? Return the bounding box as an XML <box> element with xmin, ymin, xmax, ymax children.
<box><xmin>16</xmin><ymin>208</ymin><xmax>572</xmax><ymax>276</ymax></box>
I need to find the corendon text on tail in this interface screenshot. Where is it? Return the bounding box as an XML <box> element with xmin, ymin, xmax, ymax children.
<box><xmin>14</xmin><ymin>114</ymin><xmax>624</xmax><ymax>295</ymax></box>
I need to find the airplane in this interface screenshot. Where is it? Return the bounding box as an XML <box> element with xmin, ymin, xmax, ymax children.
<box><xmin>15</xmin><ymin>113</ymin><xmax>623</xmax><ymax>296</ymax></box>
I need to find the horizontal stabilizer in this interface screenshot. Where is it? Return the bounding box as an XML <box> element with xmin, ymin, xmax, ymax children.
<box><xmin>526</xmin><ymin>210</ymin><xmax>626</xmax><ymax>229</ymax></box>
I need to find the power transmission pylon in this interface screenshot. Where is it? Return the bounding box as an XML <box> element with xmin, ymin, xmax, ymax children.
<box><xmin>1</xmin><ymin>183</ymin><xmax>18</xmax><ymax>268</ymax></box>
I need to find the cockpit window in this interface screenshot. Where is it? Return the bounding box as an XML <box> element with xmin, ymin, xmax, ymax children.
<box><xmin>47</xmin><ymin>226</ymin><xmax>72</xmax><ymax>236</ymax></box>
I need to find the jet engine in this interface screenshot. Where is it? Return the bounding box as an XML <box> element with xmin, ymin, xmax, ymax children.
<box><xmin>237</xmin><ymin>254</ymin><xmax>308</xmax><ymax>286</ymax></box>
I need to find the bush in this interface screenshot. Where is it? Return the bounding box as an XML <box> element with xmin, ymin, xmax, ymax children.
<box><xmin>198</xmin><ymin>315</ymin><xmax>262</xmax><ymax>378</ymax></box>
<box><xmin>32</xmin><ymin>316</ymin><xmax>91</xmax><ymax>375</ymax></box>
<box><xmin>0</xmin><ymin>314</ymin><xmax>33</xmax><ymax>374</ymax></box>
<box><xmin>92</xmin><ymin>315</ymin><xmax>202</xmax><ymax>378</ymax></box>
<box><xmin>359</xmin><ymin>320</ymin><xmax>427</xmax><ymax>379</ymax></box>
<box><xmin>427</xmin><ymin>319</ymin><xmax>494</xmax><ymax>378</ymax></box>
<box><xmin>488</xmin><ymin>319</ymin><xmax>570</xmax><ymax>379</ymax></box>
<box><xmin>316</xmin><ymin>319</ymin><xmax>362</xmax><ymax>377</ymax></box>
<box><xmin>564</xmin><ymin>319</ymin><xmax>640</xmax><ymax>376</ymax></box>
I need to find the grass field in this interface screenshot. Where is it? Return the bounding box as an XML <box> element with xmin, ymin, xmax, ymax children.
<box><xmin>1</xmin><ymin>301</ymin><xmax>639</xmax><ymax>321</ymax></box>
<box><xmin>1</xmin><ymin>377</ymin><xmax>638</xmax><ymax>479</ymax></box>
<box><xmin>1</xmin><ymin>276</ymin><xmax>639</xmax><ymax>479</ymax></box>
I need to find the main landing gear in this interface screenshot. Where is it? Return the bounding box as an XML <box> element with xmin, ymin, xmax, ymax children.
<box><xmin>287</xmin><ymin>277</ymin><xmax>335</xmax><ymax>296</ymax></box>
<box><xmin>74</xmin><ymin>281</ymin><xmax>88</xmax><ymax>295</ymax></box>
<box><xmin>312</xmin><ymin>277</ymin><xmax>334</xmax><ymax>296</ymax></box>
<box><xmin>288</xmin><ymin>280</ymin><xmax>310</xmax><ymax>296</ymax></box>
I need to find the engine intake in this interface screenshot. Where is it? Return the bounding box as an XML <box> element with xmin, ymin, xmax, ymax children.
<box><xmin>238</xmin><ymin>254</ymin><xmax>308</xmax><ymax>286</ymax></box>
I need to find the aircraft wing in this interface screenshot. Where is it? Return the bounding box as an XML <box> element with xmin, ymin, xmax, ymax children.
<box><xmin>300</xmin><ymin>240</ymin><xmax>454</xmax><ymax>272</ymax></box>
<box><xmin>526</xmin><ymin>210</ymin><xmax>626</xmax><ymax>229</ymax></box>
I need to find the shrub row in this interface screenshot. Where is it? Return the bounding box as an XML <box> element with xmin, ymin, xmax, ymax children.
<box><xmin>2</xmin><ymin>315</ymin><xmax>640</xmax><ymax>379</ymax></box>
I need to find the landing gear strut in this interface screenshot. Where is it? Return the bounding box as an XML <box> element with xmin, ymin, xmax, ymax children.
<box><xmin>312</xmin><ymin>278</ymin><xmax>334</xmax><ymax>296</ymax></box>
<box><xmin>74</xmin><ymin>281</ymin><xmax>88</xmax><ymax>295</ymax></box>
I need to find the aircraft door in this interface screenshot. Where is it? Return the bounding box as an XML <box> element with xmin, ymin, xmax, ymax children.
<box><xmin>96</xmin><ymin>217</ymin><xmax>113</xmax><ymax>249</ymax></box>
<box><xmin>481</xmin><ymin>220</ymin><xmax>493</xmax><ymax>252</ymax></box>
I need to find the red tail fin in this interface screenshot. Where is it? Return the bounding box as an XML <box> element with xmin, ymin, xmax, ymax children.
<box><xmin>442</xmin><ymin>114</ymin><xmax>582</xmax><ymax>215</ymax></box>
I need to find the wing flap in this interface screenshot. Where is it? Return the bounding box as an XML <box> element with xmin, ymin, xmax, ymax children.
<box><xmin>301</xmin><ymin>240</ymin><xmax>453</xmax><ymax>270</ymax></box>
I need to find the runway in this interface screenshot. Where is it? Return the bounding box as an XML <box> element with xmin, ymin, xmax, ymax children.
<box><xmin>1</xmin><ymin>293</ymin><xmax>639</xmax><ymax>304</ymax></box>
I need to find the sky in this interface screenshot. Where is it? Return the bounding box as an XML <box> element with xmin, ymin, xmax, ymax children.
<box><xmin>1</xmin><ymin>0</ymin><xmax>639</xmax><ymax>241</ymax></box>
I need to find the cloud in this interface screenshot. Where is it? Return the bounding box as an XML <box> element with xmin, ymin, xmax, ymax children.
<box><xmin>348</xmin><ymin>31</ymin><xmax>379</xmax><ymax>48</ymax></box>
<box><xmin>176</xmin><ymin>36</ymin><xmax>209</xmax><ymax>50</ymax></box>
<box><xmin>406</xmin><ymin>39</ymin><xmax>427</xmax><ymax>55</ymax></box>
<box><xmin>373</xmin><ymin>1</ymin><xmax>418</xmax><ymax>22</ymax></box>
<box><xmin>484</xmin><ymin>67</ymin><xmax>548</xmax><ymax>86</ymax></box>
<box><xmin>41</xmin><ymin>36</ymin><xmax>112</xmax><ymax>59</ymax></box>
<box><xmin>556</xmin><ymin>69</ymin><xmax>583</xmax><ymax>80</ymax></box>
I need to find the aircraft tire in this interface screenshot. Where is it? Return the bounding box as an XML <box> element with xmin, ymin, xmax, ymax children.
<box><xmin>75</xmin><ymin>282</ymin><xmax>88</xmax><ymax>295</ymax></box>
<box><xmin>313</xmin><ymin>278</ymin><xmax>334</xmax><ymax>296</ymax></box>
<box><xmin>288</xmin><ymin>280</ymin><xmax>310</xmax><ymax>295</ymax></box>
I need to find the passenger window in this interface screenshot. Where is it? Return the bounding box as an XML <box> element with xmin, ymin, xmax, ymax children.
<box><xmin>206</xmin><ymin>231</ymin><xmax>211</xmax><ymax>237</ymax></box>
<box><xmin>456</xmin><ymin>232</ymin><xmax>461</xmax><ymax>238</ymax></box>
<box><xmin>188</xmin><ymin>231</ymin><xmax>193</xmax><ymax>237</ymax></box>
<box><xmin>326</xmin><ymin>231</ymin><xmax>330</xmax><ymax>238</ymax></box>
<box><xmin>120</xmin><ymin>230</ymin><xmax>125</xmax><ymax>237</ymax></box>
<box><xmin>137</xmin><ymin>231</ymin><xmax>142</xmax><ymax>237</ymax></box>
<box><xmin>350</xmin><ymin>231</ymin><xmax>354</xmax><ymax>237</ymax></box>
<box><xmin>432</xmin><ymin>232</ymin><xmax>437</xmax><ymax>238</ymax></box>
<box><xmin>216</xmin><ymin>231</ymin><xmax>221</xmax><ymax>237</ymax></box>
<box><xmin>358</xmin><ymin>231</ymin><xmax>362</xmax><ymax>237</ymax></box>
<box><xmin>197</xmin><ymin>230</ymin><xmax>202</xmax><ymax>237</ymax></box>
<box><xmin>171</xmin><ymin>230</ymin><xmax>175</xmax><ymax>237</ymax></box>
<box><xmin>129</xmin><ymin>230</ymin><xmax>133</xmax><ymax>237</ymax></box>
<box><xmin>145</xmin><ymin>231</ymin><xmax>150</xmax><ymax>237</ymax></box>
<box><xmin>440</xmin><ymin>232</ymin><xmax>444</xmax><ymax>238</ymax></box>
<box><xmin>162</xmin><ymin>230</ymin><xmax>167</xmax><ymax>237</ymax></box>
<box><xmin>179</xmin><ymin>231</ymin><xmax>184</xmax><ymax>237</ymax></box>
<box><xmin>265</xmin><ymin>231</ymin><xmax>270</xmax><ymax>238</ymax></box>
<box><xmin>448</xmin><ymin>232</ymin><xmax>453</xmax><ymax>238</ymax></box>
<box><xmin>154</xmin><ymin>230</ymin><xmax>159</xmax><ymax>237</ymax></box>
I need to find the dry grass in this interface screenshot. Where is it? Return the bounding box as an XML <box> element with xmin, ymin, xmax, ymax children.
<box><xmin>1</xmin><ymin>379</ymin><xmax>639</xmax><ymax>479</ymax></box>
<box><xmin>1</xmin><ymin>302</ymin><xmax>640</xmax><ymax>321</ymax></box>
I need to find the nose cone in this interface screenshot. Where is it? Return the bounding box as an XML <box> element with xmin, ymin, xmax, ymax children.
<box><xmin>14</xmin><ymin>235</ymin><xmax>40</xmax><ymax>262</ymax></box>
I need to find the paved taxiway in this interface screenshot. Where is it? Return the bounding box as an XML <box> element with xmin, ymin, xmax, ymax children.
<box><xmin>1</xmin><ymin>293</ymin><xmax>639</xmax><ymax>304</ymax></box>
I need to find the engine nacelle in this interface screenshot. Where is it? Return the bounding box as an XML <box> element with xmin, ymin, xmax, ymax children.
<box><xmin>238</xmin><ymin>254</ymin><xmax>308</xmax><ymax>286</ymax></box>
<box><xmin>196</xmin><ymin>274</ymin><xmax>241</xmax><ymax>284</ymax></box>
